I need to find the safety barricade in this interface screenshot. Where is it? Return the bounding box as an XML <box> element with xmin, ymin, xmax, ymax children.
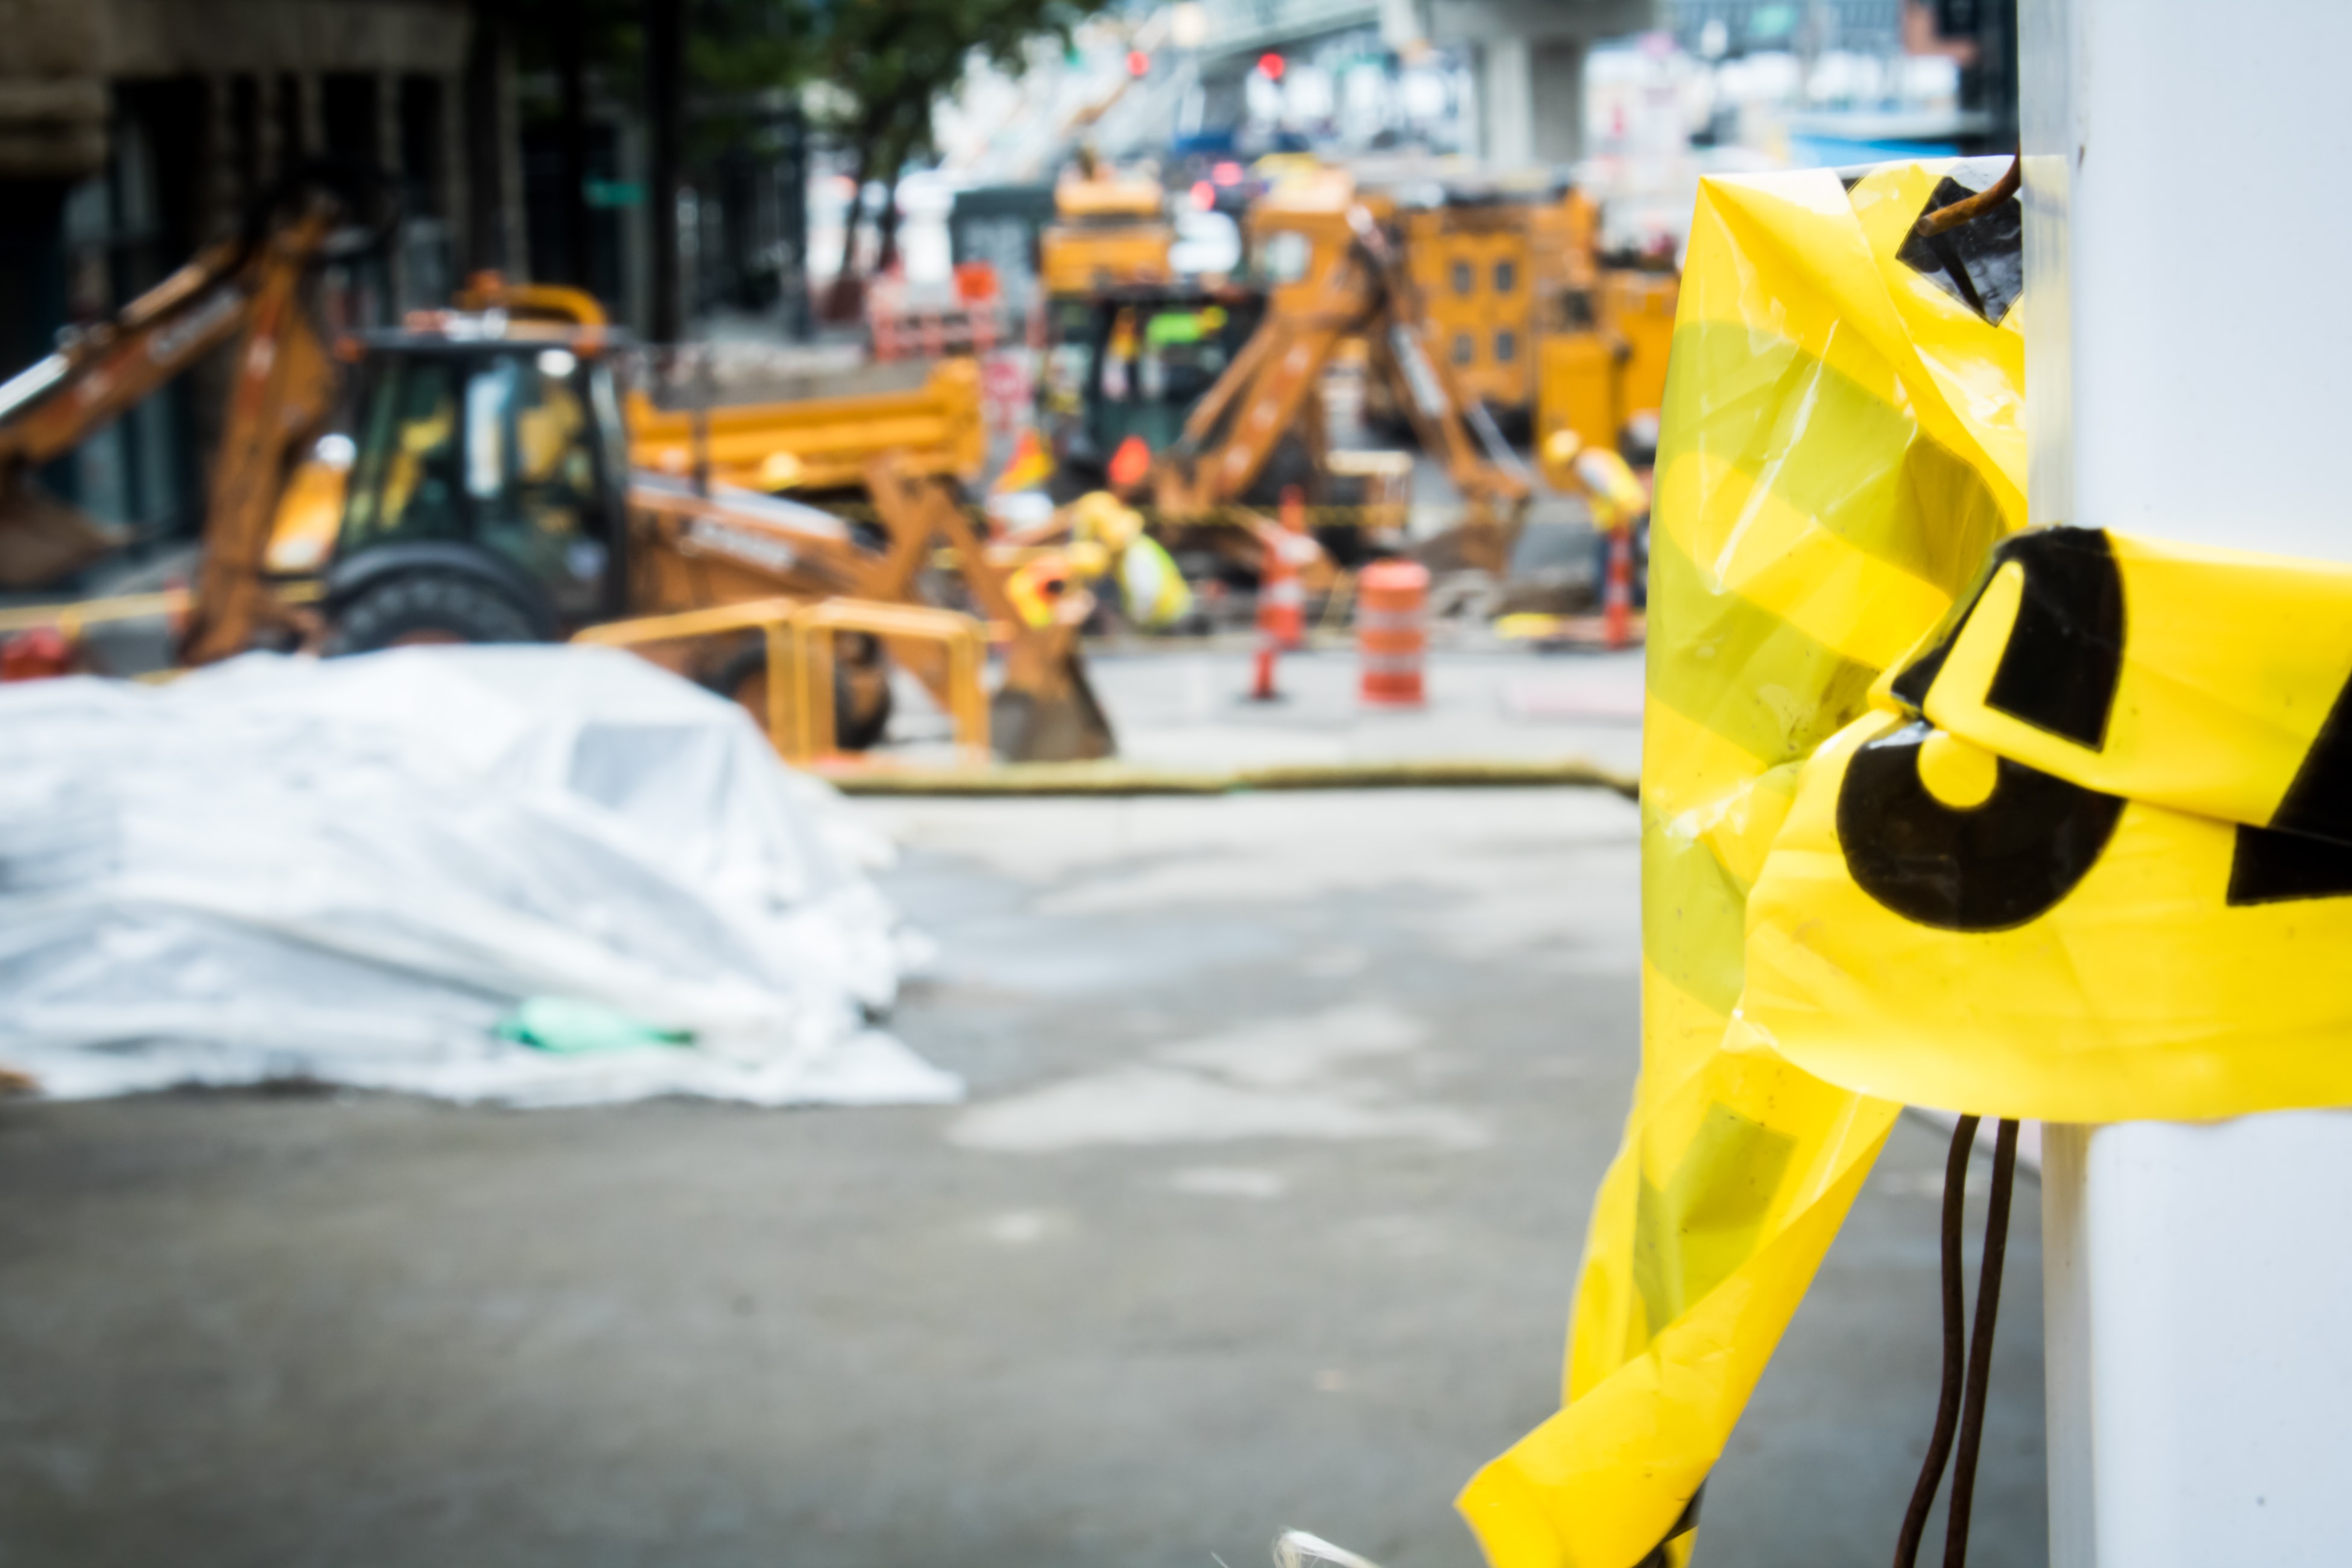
<box><xmin>1356</xmin><ymin>559</ymin><xmax>1428</xmax><ymax>707</ymax></box>
<box><xmin>866</xmin><ymin>274</ymin><xmax>1009</xmax><ymax>363</ymax></box>
<box><xmin>572</xmin><ymin>595</ymin><xmax>990</xmax><ymax>765</ymax></box>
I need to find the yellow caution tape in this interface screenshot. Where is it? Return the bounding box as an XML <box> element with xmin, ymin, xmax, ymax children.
<box><xmin>1460</xmin><ymin>160</ymin><xmax>2027</xmax><ymax>1568</ymax></box>
<box><xmin>1738</xmin><ymin>525</ymin><xmax>2352</xmax><ymax>1124</ymax></box>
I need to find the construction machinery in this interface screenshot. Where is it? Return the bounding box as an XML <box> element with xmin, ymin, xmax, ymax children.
<box><xmin>0</xmin><ymin>187</ymin><xmax>1113</xmax><ymax>762</ymax></box>
<box><xmin>1038</xmin><ymin>282</ymin><xmax>1265</xmax><ymax>500</ymax></box>
<box><xmin>274</xmin><ymin>279</ymin><xmax>1110</xmax><ymax>760</ymax></box>
<box><xmin>1534</xmin><ymin>262</ymin><xmax>1676</xmax><ymax>491</ymax></box>
<box><xmin>1153</xmin><ymin>168</ymin><xmax>1535</xmax><ymax>574</ymax></box>
<box><xmin>0</xmin><ymin>165</ymin><xmax>382</xmax><ymax>663</ymax></box>
<box><xmin>1396</xmin><ymin>183</ymin><xmax>1602</xmax><ymax>437</ymax></box>
<box><xmin>1039</xmin><ymin>162</ymin><xmax>1175</xmax><ymax>300</ymax></box>
<box><xmin>624</xmin><ymin>355</ymin><xmax>986</xmax><ymax>498</ymax></box>
<box><xmin>1373</xmin><ymin>180</ymin><xmax>1677</xmax><ymax>481</ymax></box>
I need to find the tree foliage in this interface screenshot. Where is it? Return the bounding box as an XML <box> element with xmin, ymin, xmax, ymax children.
<box><xmin>809</xmin><ymin>0</ymin><xmax>1106</xmax><ymax>176</ymax></box>
<box><xmin>503</xmin><ymin>0</ymin><xmax>1115</xmax><ymax>297</ymax></box>
<box><xmin>801</xmin><ymin>0</ymin><xmax>1112</xmax><ymax>282</ymax></box>
<box><xmin>511</xmin><ymin>0</ymin><xmax>1110</xmax><ymax>182</ymax></box>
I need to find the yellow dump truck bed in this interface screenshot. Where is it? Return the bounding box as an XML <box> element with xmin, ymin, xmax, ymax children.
<box><xmin>627</xmin><ymin>356</ymin><xmax>986</xmax><ymax>495</ymax></box>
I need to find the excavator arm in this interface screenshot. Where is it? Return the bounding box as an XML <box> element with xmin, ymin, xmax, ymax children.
<box><xmin>0</xmin><ymin>235</ymin><xmax>262</xmax><ymax>589</ymax></box>
<box><xmin>1158</xmin><ymin>200</ymin><xmax>1533</xmax><ymax>572</ymax></box>
<box><xmin>616</xmin><ymin>455</ymin><xmax>1113</xmax><ymax>762</ymax></box>
<box><xmin>175</xmin><ymin>205</ymin><xmax>344</xmax><ymax>665</ymax></box>
<box><xmin>859</xmin><ymin>457</ymin><xmax>1113</xmax><ymax>762</ymax></box>
<box><xmin>1158</xmin><ymin>230</ymin><xmax>1372</xmax><ymax>511</ymax></box>
<box><xmin>0</xmin><ymin>165</ymin><xmax>388</xmax><ymax>663</ymax></box>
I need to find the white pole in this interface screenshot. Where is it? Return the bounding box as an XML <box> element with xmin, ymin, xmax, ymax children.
<box><xmin>2025</xmin><ymin>1</ymin><xmax>2352</xmax><ymax>1563</ymax></box>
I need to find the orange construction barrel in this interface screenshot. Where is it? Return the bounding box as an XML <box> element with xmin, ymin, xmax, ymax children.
<box><xmin>1358</xmin><ymin>559</ymin><xmax>1429</xmax><ymax>706</ymax></box>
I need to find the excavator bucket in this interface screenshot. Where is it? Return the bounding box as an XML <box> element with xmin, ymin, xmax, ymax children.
<box><xmin>991</xmin><ymin>626</ymin><xmax>1116</xmax><ymax>763</ymax></box>
<box><xmin>0</xmin><ymin>485</ymin><xmax>125</xmax><ymax>590</ymax></box>
<box><xmin>862</xmin><ymin>455</ymin><xmax>1118</xmax><ymax>764</ymax></box>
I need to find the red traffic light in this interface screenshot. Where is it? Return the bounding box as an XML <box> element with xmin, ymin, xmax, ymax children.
<box><xmin>1257</xmin><ymin>52</ymin><xmax>1285</xmax><ymax>80</ymax></box>
<box><xmin>1127</xmin><ymin>49</ymin><xmax>1149</xmax><ymax>77</ymax></box>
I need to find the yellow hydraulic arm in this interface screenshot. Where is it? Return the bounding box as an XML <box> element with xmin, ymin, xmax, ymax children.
<box><xmin>1157</xmin><ymin>198</ymin><xmax>1532</xmax><ymax>570</ymax></box>
<box><xmin>0</xmin><ymin>175</ymin><xmax>358</xmax><ymax>667</ymax></box>
<box><xmin>0</xmin><ymin>230</ymin><xmax>265</xmax><ymax>589</ymax></box>
<box><xmin>175</xmin><ymin>204</ymin><xmax>343</xmax><ymax>665</ymax></box>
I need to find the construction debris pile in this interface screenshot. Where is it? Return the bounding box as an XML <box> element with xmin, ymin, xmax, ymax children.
<box><xmin>0</xmin><ymin>646</ymin><xmax>960</xmax><ymax>1108</ymax></box>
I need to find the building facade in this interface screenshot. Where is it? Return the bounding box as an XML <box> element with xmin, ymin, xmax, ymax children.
<box><xmin>0</xmin><ymin>0</ymin><xmax>519</xmax><ymax>541</ymax></box>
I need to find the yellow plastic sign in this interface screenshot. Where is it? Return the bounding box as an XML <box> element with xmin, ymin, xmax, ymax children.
<box><xmin>1460</xmin><ymin>159</ymin><xmax>2027</xmax><ymax>1568</ymax></box>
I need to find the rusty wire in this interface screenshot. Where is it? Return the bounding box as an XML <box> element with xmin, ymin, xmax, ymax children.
<box><xmin>1914</xmin><ymin>156</ymin><xmax>2022</xmax><ymax>239</ymax></box>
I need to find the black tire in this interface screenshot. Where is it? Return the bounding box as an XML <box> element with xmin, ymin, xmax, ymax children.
<box><xmin>711</xmin><ymin>634</ymin><xmax>894</xmax><ymax>753</ymax></box>
<box><xmin>323</xmin><ymin>571</ymin><xmax>538</xmax><ymax>656</ymax></box>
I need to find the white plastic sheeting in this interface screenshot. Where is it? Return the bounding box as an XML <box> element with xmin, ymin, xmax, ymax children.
<box><xmin>0</xmin><ymin>646</ymin><xmax>961</xmax><ymax>1108</ymax></box>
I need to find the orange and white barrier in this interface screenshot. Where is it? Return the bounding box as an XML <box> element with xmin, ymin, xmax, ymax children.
<box><xmin>867</xmin><ymin>273</ymin><xmax>1008</xmax><ymax>362</ymax></box>
<box><xmin>1357</xmin><ymin>559</ymin><xmax>1428</xmax><ymax>707</ymax></box>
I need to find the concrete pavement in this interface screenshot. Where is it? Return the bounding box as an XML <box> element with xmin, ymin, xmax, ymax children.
<box><xmin>0</xmin><ymin>650</ymin><xmax>2043</xmax><ymax>1567</ymax></box>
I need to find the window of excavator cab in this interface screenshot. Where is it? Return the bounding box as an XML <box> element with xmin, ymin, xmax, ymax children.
<box><xmin>339</xmin><ymin>349</ymin><xmax>607</xmax><ymax>616</ymax></box>
<box><xmin>1254</xmin><ymin>229</ymin><xmax>1312</xmax><ymax>285</ymax></box>
<box><xmin>587</xmin><ymin>361</ymin><xmax>629</xmax><ymax>511</ymax></box>
<box><xmin>343</xmin><ymin>355</ymin><xmax>465</xmax><ymax>549</ymax></box>
<box><xmin>1092</xmin><ymin>302</ymin><xmax>1238</xmax><ymax>455</ymax></box>
<box><xmin>461</xmin><ymin>349</ymin><xmax>607</xmax><ymax>614</ymax></box>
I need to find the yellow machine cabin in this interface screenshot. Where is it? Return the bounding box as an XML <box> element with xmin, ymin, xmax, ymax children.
<box><xmin>1400</xmin><ymin>183</ymin><xmax>1598</xmax><ymax>429</ymax></box>
<box><xmin>1038</xmin><ymin>169</ymin><xmax>1175</xmax><ymax>298</ymax></box>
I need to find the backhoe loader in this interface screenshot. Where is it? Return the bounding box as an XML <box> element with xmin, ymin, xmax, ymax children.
<box><xmin>0</xmin><ymin>180</ymin><xmax>1114</xmax><ymax>762</ymax></box>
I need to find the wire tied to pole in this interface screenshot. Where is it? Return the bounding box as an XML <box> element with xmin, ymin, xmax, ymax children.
<box><xmin>1914</xmin><ymin>157</ymin><xmax>2022</xmax><ymax>239</ymax></box>
<box><xmin>1893</xmin><ymin>1116</ymin><xmax>2021</xmax><ymax>1568</ymax></box>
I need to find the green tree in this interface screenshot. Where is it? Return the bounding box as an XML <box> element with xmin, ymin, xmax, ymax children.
<box><xmin>506</xmin><ymin>0</ymin><xmax>1110</xmax><ymax>326</ymax></box>
<box><xmin>811</xmin><ymin>0</ymin><xmax>1112</xmax><ymax>310</ymax></box>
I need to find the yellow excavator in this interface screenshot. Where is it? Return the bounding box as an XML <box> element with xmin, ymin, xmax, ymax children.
<box><xmin>0</xmin><ymin>172</ymin><xmax>1113</xmax><ymax>761</ymax></box>
<box><xmin>1150</xmin><ymin>169</ymin><xmax>1535</xmax><ymax>574</ymax></box>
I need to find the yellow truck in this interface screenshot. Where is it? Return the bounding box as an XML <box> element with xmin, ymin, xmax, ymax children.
<box><xmin>1351</xmin><ymin>179</ymin><xmax>1678</xmax><ymax>485</ymax></box>
<box><xmin>1038</xmin><ymin>171</ymin><xmax>1175</xmax><ymax>299</ymax></box>
<box><xmin>625</xmin><ymin>356</ymin><xmax>986</xmax><ymax>498</ymax></box>
<box><xmin>1401</xmin><ymin>183</ymin><xmax>1600</xmax><ymax>431</ymax></box>
<box><xmin>1535</xmin><ymin>265</ymin><xmax>1677</xmax><ymax>487</ymax></box>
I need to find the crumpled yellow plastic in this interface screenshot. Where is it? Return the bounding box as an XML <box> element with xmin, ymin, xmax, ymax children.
<box><xmin>1459</xmin><ymin>160</ymin><xmax>2027</xmax><ymax>1568</ymax></box>
<box><xmin>1739</xmin><ymin>526</ymin><xmax>2352</xmax><ymax>1123</ymax></box>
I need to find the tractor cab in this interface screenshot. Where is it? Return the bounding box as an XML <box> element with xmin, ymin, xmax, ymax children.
<box><xmin>315</xmin><ymin>326</ymin><xmax>634</xmax><ymax>650</ymax></box>
<box><xmin>1045</xmin><ymin>283</ymin><xmax>1263</xmax><ymax>501</ymax></box>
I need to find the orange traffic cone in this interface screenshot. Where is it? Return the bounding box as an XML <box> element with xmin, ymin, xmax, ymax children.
<box><xmin>1258</xmin><ymin>488</ymin><xmax>1306</xmax><ymax>653</ymax></box>
<box><xmin>1248</xmin><ymin>638</ymin><xmax>1280</xmax><ymax>702</ymax></box>
<box><xmin>1602</xmin><ymin>524</ymin><xmax>1634</xmax><ymax>650</ymax></box>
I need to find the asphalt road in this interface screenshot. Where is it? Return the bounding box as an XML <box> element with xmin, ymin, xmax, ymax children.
<box><xmin>0</xmin><ymin>778</ymin><xmax>2043</xmax><ymax>1568</ymax></box>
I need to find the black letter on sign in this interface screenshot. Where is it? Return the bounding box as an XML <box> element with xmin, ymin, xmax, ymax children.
<box><xmin>2225</xmin><ymin>824</ymin><xmax>2352</xmax><ymax>906</ymax></box>
<box><xmin>2226</xmin><ymin>665</ymin><xmax>2352</xmax><ymax>905</ymax></box>
<box><xmin>1838</xmin><ymin>720</ymin><xmax>2127</xmax><ymax>932</ymax></box>
<box><xmin>1888</xmin><ymin>528</ymin><xmax>2125</xmax><ymax>751</ymax></box>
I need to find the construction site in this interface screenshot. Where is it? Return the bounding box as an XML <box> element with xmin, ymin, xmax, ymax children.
<box><xmin>13</xmin><ymin>0</ymin><xmax>2347</xmax><ymax>1566</ymax></box>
